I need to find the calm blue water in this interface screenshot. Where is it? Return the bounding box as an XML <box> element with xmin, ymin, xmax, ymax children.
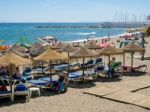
<box><xmin>0</xmin><ymin>23</ymin><xmax>126</xmax><ymax>45</ymax></box>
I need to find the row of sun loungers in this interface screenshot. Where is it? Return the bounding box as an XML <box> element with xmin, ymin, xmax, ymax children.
<box><xmin>0</xmin><ymin>57</ymin><xmax>147</xmax><ymax>103</ymax></box>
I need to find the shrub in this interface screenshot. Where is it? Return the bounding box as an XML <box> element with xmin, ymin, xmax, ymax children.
<box><xmin>146</xmin><ymin>27</ymin><xmax>150</xmax><ymax>36</ymax></box>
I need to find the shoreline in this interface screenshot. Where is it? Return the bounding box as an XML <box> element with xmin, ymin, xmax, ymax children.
<box><xmin>64</xmin><ymin>32</ymin><xmax>129</xmax><ymax>44</ymax></box>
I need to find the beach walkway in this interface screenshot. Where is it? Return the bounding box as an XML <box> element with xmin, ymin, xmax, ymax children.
<box><xmin>84</xmin><ymin>76</ymin><xmax>150</xmax><ymax>109</ymax></box>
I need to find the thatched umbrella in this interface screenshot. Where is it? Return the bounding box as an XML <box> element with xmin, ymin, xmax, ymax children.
<box><xmin>11</xmin><ymin>45</ymin><xmax>29</xmax><ymax>58</ymax></box>
<box><xmin>70</xmin><ymin>47</ymin><xmax>98</xmax><ymax>75</ymax></box>
<box><xmin>99</xmin><ymin>46</ymin><xmax>123</xmax><ymax>67</ymax></box>
<box><xmin>29</xmin><ymin>43</ymin><xmax>47</xmax><ymax>57</ymax></box>
<box><xmin>0</xmin><ymin>52</ymin><xmax>32</xmax><ymax>66</ymax></box>
<box><xmin>60</xmin><ymin>44</ymin><xmax>77</xmax><ymax>56</ymax></box>
<box><xmin>123</xmin><ymin>44</ymin><xmax>145</xmax><ymax>69</ymax></box>
<box><xmin>0</xmin><ymin>51</ymin><xmax>32</xmax><ymax>101</ymax></box>
<box><xmin>34</xmin><ymin>48</ymin><xmax>68</xmax><ymax>81</ymax></box>
<box><xmin>84</xmin><ymin>41</ymin><xmax>100</xmax><ymax>50</ymax></box>
<box><xmin>51</xmin><ymin>43</ymin><xmax>66</xmax><ymax>50</ymax></box>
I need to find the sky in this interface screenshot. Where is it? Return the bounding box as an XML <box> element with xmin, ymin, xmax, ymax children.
<box><xmin>0</xmin><ymin>0</ymin><xmax>150</xmax><ymax>22</ymax></box>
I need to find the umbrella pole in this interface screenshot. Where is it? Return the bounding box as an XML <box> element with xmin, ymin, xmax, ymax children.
<box><xmin>108</xmin><ymin>55</ymin><xmax>111</xmax><ymax>68</ymax></box>
<box><xmin>42</xmin><ymin>61</ymin><xmax>44</xmax><ymax>75</ymax></box>
<box><xmin>49</xmin><ymin>60</ymin><xmax>52</xmax><ymax>82</ymax></box>
<box><xmin>83</xmin><ymin>58</ymin><xmax>85</xmax><ymax>76</ymax></box>
<box><xmin>68</xmin><ymin>59</ymin><xmax>70</xmax><ymax>73</ymax></box>
<box><xmin>131</xmin><ymin>52</ymin><xmax>134</xmax><ymax>71</ymax></box>
<box><xmin>123</xmin><ymin>53</ymin><xmax>125</xmax><ymax>66</ymax></box>
<box><xmin>122</xmin><ymin>53</ymin><xmax>125</xmax><ymax>76</ymax></box>
<box><xmin>10</xmin><ymin>64</ymin><xmax>14</xmax><ymax>102</ymax></box>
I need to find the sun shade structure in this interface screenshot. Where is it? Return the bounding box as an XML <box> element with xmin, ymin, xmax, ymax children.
<box><xmin>84</xmin><ymin>41</ymin><xmax>100</xmax><ymax>49</ymax></box>
<box><xmin>70</xmin><ymin>47</ymin><xmax>98</xmax><ymax>75</ymax></box>
<box><xmin>0</xmin><ymin>51</ymin><xmax>32</xmax><ymax>66</ymax></box>
<box><xmin>34</xmin><ymin>48</ymin><xmax>68</xmax><ymax>81</ymax></box>
<box><xmin>70</xmin><ymin>46</ymin><xmax>98</xmax><ymax>58</ymax></box>
<box><xmin>0</xmin><ymin>51</ymin><xmax>32</xmax><ymax>100</ymax></box>
<box><xmin>11</xmin><ymin>45</ymin><xmax>29</xmax><ymax>58</ymax></box>
<box><xmin>123</xmin><ymin>44</ymin><xmax>145</xmax><ymax>53</ymax></box>
<box><xmin>34</xmin><ymin>48</ymin><xmax>68</xmax><ymax>61</ymax></box>
<box><xmin>60</xmin><ymin>44</ymin><xmax>77</xmax><ymax>56</ymax></box>
<box><xmin>29</xmin><ymin>43</ymin><xmax>46</xmax><ymax>57</ymax></box>
<box><xmin>51</xmin><ymin>43</ymin><xmax>66</xmax><ymax>50</ymax></box>
<box><xmin>60</xmin><ymin>44</ymin><xmax>77</xmax><ymax>52</ymax></box>
<box><xmin>99</xmin><ymin>46</ymin><xmax>123</xmax><ymax>56</ymax></box>
<box><xmin>123</xmin><ymin>44</ymin><xmax>145</xmax><ymax>69</ymax></box>
<box><xmin>99</xmin><ymin>46</ymin><xmax>123</xmax><ymax>67</ymax></box>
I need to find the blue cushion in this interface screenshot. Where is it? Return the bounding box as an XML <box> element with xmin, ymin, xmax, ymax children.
<box><xmin>54</xmin><ymin>64</ymin><xmax>68</xmax><ymax>70</ymax></box>
<box><xmin>15</xmin><ymin>84</ymin><xmax>27</xmax><ymax>91</ymax></box>
<box><xmin>28</xmin><ymin>79</ymin><xmax>48</xmax><ymax>86</ymax></box>
<box><xmin>40</xmin><ymin>77</ymin><xmax>57</xmax><ymax>82</ymax></box>
<box><xmin>69</xmin><ymin>72</ymin><xmax>82</xmax><ymax>78</ymax></box>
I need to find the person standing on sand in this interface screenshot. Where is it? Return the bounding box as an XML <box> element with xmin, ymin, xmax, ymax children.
<box><xmin>13</xmin><ymin>67</ymin><xmax>21</xmax><ymax>79</ymax></box>
<box><xmin>109</xmin><ymin>57</ymin><xmax>116</xmax><ymax>78</ymax></box>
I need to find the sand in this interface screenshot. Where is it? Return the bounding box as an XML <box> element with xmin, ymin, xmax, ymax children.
<box><xmin>0</xmin><ymin>35</ymin><xmax>150</xmax><ymax>112</ymax></box>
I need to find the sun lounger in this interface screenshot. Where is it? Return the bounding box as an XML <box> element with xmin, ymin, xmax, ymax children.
<box><xmin>0</xmin><ymin>78</ymin><xmax>12</xmax><ymax>101</ymax></box>
<box><xmin>123</xmin><ymin>64</ymin><xmax>147</xmax><ymax>72</ymax></box>
<box><xmin>13</xmin><ymin>83</ymin><xmax>30</xmax><ymax>102</ymax></box>
<box><xmin>68</xmin><ymin>72</ymin><xmax>84</xmax><ymax>83</ymax></box>
<box><xmin>94</xmin><ymin>58</ymin><xmax>103</xmax><ymax>65</ymax></box>
<box><xmin>31</xmin><ymin>67</ymin><xmax>50</xmax><ymax>74</ymax></box>
<box><xmin>40</xmin><ymin>77</ymin><xmax>57</xmax><ymax>82</ymax></box>
<box><xmin>54</xmin><ymin>64</ymin><xmax>69</xmax><ymax>71</ymax></box>
<box><xmin>28</xmin><ymin>79</ymin><xmax>49</xmax><ymax>86</ymax></box>
<box><xmin>80</xmin><ymin>60</ymin><xmax>94</xmax><ymax>69</ymax></box>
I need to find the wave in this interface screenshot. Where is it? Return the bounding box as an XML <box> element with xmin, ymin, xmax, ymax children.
<box><xmin>76</xmin><ymin>32</ymin><xmax>96</xmax><ymax>36</ymax></box>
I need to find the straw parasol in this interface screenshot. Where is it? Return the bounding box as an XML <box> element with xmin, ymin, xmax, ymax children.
<box><xmin>84</xmin><ymin>41</ymin><xmax>100</xmax><ymax>50</ymax></box>
<box><xmin>99</xmin><ymin>46</ymin><xmax>123</xmax><ymax>67</ymax></box>
<box><xmin>29</xmin><ymin>43</ymin><xmax>46</xmax><ymax>57</ymax></box>
<box><xmin>34</xmin><ymin>48</ymin><xmax>68</xmax><ymax>81</ymax></box>
<box><xmin>0</xmin><ymin>51</ymin><xmax>32</xmax><ymax>66</ymax></box>
<box><xmin>0</xmin><ymin>51</ymin><xmax>32</xmax><ymax>95</ymax></box>
<box><xmin>60</xmin><ymin>44</ymin><xmax>77</xmax><ymax>56</ymax></box>
<box><xmin>11</xmin><ymin>44</ymin><xmax>29</xmax><ymax>58</ymax></box>
<box><xmin>34</xmin><ymin>48</ymin><xmax>68</xmax><ymax>61</ymax></box>
<box><xmin>123</xmin><ymin>44</ymin><xmax>145</xmax><ymax>69</ymax></box>
<box><xmin>70</xmin><ymin>46</ymin><xmax>98</xmax><ymax>58</ymax></box>
<box><xmin>51</xmin><ymin>43</ymin><xmax>66</xmax><ymax>50</ymax></box>
<box><xmin>70</xmin><ymin>46</ymin><xmax>98</xmax><ymax>75</ymax></box>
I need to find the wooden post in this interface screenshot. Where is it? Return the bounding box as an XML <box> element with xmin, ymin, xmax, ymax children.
<box><xmin>108</xmin><ymin>55</ymin><xmax>111</xmax><ymax>68</ymax></box>
<box><xmin>123</xmin><ymin>53</ymin><xmax>125</xmax><ymax>66</ymax></box>
<box><xmin>131</xmin><ymin>52</ymin><xmax>134</xmax><ymax>71</ymax></box>
<box><xmin>49</xmin><ymin>60</ymin><xmax>52</xmax><ymax>82</ymax></box>
<box><xmin>42</xmin><ymin>61</ymin><xmax>44</xmax><ymax>75</ymax></box>
<box><xmin>83</xmin><ymin>58</ymin><xmax>85</xmax><ymax>76</ymax></box>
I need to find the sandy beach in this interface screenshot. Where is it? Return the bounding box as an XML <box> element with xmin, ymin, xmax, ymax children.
<box><xmin>0</xmin><ymin>34</ymin><xmax>150</xmax><ymax>112</ymax></box>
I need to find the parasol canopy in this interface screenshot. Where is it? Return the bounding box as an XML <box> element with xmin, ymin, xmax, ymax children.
<box><xmin>70</xmin><ymin>46</ymin><xmax>98</xmax><ymax>58</ymax></box>
<box><xmin>84</xmin><ymin>41</ymin><xmax>100</xmax><ymax>49</ymax></box>
<box><xmin>0</xmin><ymin>52</ymin><xmax>32</xmax><ymax>66</ymax></box>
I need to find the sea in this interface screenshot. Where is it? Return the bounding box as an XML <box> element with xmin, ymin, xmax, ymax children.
<box><xmin>0</xmin><ymin>23</ymin><xmax>126</xmax><ymax>45</ymax></box>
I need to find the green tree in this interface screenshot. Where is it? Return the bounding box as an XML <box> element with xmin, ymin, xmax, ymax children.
<box><xmin>146</xmin><ymin>27</ymin><xmax>150</xmax><ymax>36</ymax></box>
<box><xmin>147</xmin><ymin>15</ymin><xmax>150</xmax><ymax>21</ymax></box>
